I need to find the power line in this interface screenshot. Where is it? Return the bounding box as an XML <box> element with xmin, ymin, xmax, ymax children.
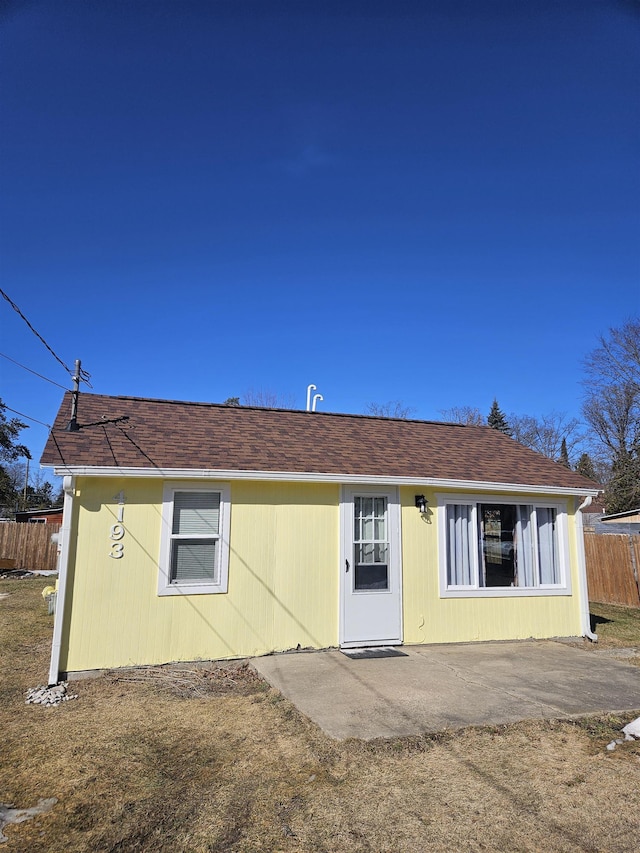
<box><xmin>1</xmin><ymin>405</ymin><xmax>51</xmax><ymax>429</ymax></box>
<box><xmin>0</xmin><ymin>288</ymin><xmax>91</xmax><ymax>385</ymax></box>
<box><xmin>0</xmin><ymin>351</ymin><xmax>68</xmax><ymax>391</ymax></box>
<box><xmin>0</xmin><ymin>288</ymin><xmax>72</xmax><ymax>375</ymax></box>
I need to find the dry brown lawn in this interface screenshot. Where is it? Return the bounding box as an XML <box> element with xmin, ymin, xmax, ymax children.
<box><xmin>589</xmin><ymin>601</ymin><xmax>640</xmax><ymax>649</ymax></box>
<box><xmin>2</xmin><ymin>577</ymin><xmax>640</xmax><ymax>853</ymax></box>
<box><xmin>565</xmin><ymin>602</ymin><xmax>640</xmax><ymax>666</ymax></box>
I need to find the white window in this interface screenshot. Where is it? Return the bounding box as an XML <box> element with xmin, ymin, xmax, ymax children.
<box><xmin>353</xmin><ymin>496</ymin><xmax>389</xmax><ymax>590</ymax></box>
<box><xmin>437</xmin><ymin>494</ymin><xmax>570</xmax><ymax>597</ymax></box>
<box><xmin>158</xmin><ymin>482</ymin><xmax>231</xmax><ymax>596</ymax></box>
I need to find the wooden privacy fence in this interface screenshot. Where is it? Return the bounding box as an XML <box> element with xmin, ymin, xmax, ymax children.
<box><xmin>0</xmin><ymin>523</ymin><xmax>61</xmax><ymax>572</ymax></box>
<box><xmin>585</xmin><ymin>533</ymin><xmax>640</xmax><ymax>608</ymax></box>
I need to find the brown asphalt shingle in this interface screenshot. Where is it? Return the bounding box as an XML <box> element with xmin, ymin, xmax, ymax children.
<box><xmin>40</xmin><ymin>392</ymin><xmax>599</xmax><ymax>491</ymax></box>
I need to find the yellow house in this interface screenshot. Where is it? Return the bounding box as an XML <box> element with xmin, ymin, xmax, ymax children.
<box><xmin>41</xmin><ymin>392</ymin><xmax>600</xmax><ymax>684</ymax></box>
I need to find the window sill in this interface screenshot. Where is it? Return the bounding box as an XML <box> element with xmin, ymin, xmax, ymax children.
<box><xmin>158</xmin><ymin>582</ymin><xmax>227</xmax><ymax>597</ymax></box>
<box><xmin>440</xmin><ymin>587</ymin><xmax>571</xmax><ymax>599</ymax></box>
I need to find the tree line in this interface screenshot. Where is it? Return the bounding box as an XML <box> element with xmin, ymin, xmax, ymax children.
<box><xmin>0</xmin><ymin>404</ymin><xmax>62</xmax><ymax>515</ymax></box>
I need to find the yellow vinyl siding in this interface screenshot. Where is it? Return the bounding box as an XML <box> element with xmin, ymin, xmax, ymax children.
<box><xmin>399</xmin><ymin>487</ymin><xmax>584</xmax><ymax>644</ymax></box>
<box><xmin>60</xmin><ymin>478</ymin><xmax>339</xmax><ymax>673</ymax></box>
<box><xmin>60</xmin><ymin>479</ymin><xmax>586</xmax><ymax>674</ymax></box>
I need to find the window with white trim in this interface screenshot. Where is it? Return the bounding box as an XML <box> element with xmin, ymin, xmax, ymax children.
<box><xmin>438</xmin><ymin>495</ymin><xmax>570</xmax><ymax>597</ymax></box>
<box><xmin>158</xmin><ymin>483</ymin><xmax>231</xmax><ymax>596</ymax></box>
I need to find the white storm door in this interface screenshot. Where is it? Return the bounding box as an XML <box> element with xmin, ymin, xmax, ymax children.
<box><xmin>340</xmin><ymin>487</ymin><xmax>402</xmax><ymax>647</ymax></box>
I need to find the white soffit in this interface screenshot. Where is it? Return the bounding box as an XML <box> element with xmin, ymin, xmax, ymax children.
<box><xmin>51</xmin><ymin>465</ymin><xmax>600</xmax><ymax>497</ymax></box>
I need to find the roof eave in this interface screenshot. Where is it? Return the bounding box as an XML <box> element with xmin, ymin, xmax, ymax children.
<box><xmin>49</xmin><ymin>464</ymin><xmax>600</xmax><ymax>497</ymax></box>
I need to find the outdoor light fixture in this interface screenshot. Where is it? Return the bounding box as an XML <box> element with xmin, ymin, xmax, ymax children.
<box><xmin>415</xmin><ymin>494</ymin><xmax>428</xmax><ymax>514</ymax></box>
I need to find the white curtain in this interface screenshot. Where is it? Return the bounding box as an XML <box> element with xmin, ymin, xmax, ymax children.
<box><xmin>446</xmin><ymin>504</ymin><xmax>474</xmax><ymax>586</ymax></box>
<box><xmin>537</xmin><ymin>507</ymin><xmax>558</xmax><ymax>584</ymax></box>
<box><xmin>515</xmin><ymin>505</ymin><xmax>536</xmax><ymax>587</ymax></box>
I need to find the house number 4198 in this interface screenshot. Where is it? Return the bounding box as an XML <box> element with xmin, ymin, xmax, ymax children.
<box><xmin>109</xmin><ymin>491</ymin><xmax>126</xmax><ymax>559</ymax></box>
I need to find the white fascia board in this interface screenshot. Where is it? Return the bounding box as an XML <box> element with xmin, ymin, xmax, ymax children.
<box><xmin>52</xmin><ymin>465</ymin><xmax>600</xmax><ymax>498</ymax></box>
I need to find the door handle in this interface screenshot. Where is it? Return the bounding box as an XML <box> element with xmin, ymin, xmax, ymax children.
<box><xmin>345</xmin><ymin>559</ymin><xmax>350</xmax><ymax>573</ymax></box>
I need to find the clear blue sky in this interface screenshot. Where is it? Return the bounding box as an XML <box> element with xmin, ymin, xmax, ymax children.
<box><xmin>1</xmin><ymin>0</ymin><xmax>639</xmax><ymax>466</ymax></box>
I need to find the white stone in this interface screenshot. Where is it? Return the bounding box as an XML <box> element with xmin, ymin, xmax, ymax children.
<box><xmin>622</xmin><ymin>716</ymin><xmax>640</xmax><ymax>741</ymax></box>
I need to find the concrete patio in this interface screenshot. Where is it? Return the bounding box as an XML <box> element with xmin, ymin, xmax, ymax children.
<box><xmin>252</xmin><ymin>640</ymin><xmax>640</xmax><ymax>740</ymax></box>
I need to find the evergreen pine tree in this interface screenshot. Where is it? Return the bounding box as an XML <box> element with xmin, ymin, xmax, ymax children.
<box><xmin>487</xmin><ymin>399</ymin><xmax>512</xmax><ymax>435</ymax></box>
<box><xmin>575</xmin><ymin>452</ymin><xmax>597</xmax><ymax>481</ymax></box>
<box><xmin>558</xmin><ymin>437</ymin><xmax>570</xmax><ymax>467</ymax></box>
<box><xmin>604</xmin><ymin>450</ymin><xmax>640</xmax><ymax>514</ymax></box>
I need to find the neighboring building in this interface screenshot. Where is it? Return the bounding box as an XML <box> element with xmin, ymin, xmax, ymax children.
<box><xmin>15</xmin><ymin>507</ymin><xmax>64</xmax><ymax>524</ymax></box>
<box><xmin>598</xmin><ymin>507</ymin><xmax>640</xmax><ymax>536</ymax></box>
<box><xmin>41</xmin><ymin>392</ymin><xmax>600</xmax><ymax>684</ymax></box>
<box><xmin>581</xmin><ymin>499</ymin><xmax>640</xmax><ymax>535</ymax></box>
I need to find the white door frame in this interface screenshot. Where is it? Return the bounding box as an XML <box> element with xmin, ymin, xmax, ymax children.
<box><xmin>339</xmin><ymin>485</ymin><xmax>403</xmax><ymax>647</ymax></box>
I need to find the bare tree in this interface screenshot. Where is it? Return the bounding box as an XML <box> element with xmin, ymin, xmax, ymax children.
<box><xmin>28</xmin><ymin>467</ymin><xmax>53</xmax><ymax>498</ymax></box>
<box><xmin>438</xmin><ymin>406</ymin><xmax>485</xmax><ymax>426</ymax></box>
<box><xmin>365</xmin><ymin>401</ymin><xmax>416</xmax><ymax>419</ymax></box>
<box><xmin>0</xmin><ymin>459</ymin><xmax>61</xmax><ymax>511</ymax></box>
<box><xmin>582</xmin><ymin>317</ymin><xmax>640</xmax><ymax>458</ymax></box>
<box><xmin>510</xmin><ymin>412</ymin><xmax>584</xmax><ymax>463</ymax></box>
<box><xmin>3</xmin><ymin>460</ymin><xmax>27</xmax><ymax>493</ymax></box>
<box><xmin>584</xmin><ymin>317</ymin><xmax>640</xmax><ymax>393</ymax></box>
<box><xmin>241</xmin><ymin>389</ymin><xmax>297</xmax><ymax>409</ymax></box>
<box><xmin>583</xmin><ymin>382</ymin><xmax>638</xmax><ymax>459</ymax></box>
<box><xmin>582</xmin><ymin>318</ymin><xmax>640</xmax><ymax>512</ymax></box>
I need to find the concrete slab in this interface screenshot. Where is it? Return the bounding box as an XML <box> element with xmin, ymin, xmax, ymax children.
<box><xmin>251</xmin><ymin>641</ymin><xmax>640</xmax><ymax>740</ymax></box>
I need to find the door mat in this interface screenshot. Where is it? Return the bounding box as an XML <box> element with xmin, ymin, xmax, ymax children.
<box><xmin>341</xmin><ymin>647</ymin><xmax>409</xmax><ymax>659</ymax></box>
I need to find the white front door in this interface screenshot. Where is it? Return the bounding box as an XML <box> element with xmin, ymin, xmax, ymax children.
<box><xmin>340</xmin><ymin>487</ymin><xmax>402</xmax><ymax>647</ymax></box>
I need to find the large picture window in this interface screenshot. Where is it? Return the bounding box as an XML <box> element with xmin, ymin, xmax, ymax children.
<box><xmin>438</xmin><ymin>495</ymin><xmax>570</xmax><ymax>597</ymax></box>
<box><xmin>158</xmin><ymin>482</ymin><xmax>231</xmax><ymax>596</ymax></box>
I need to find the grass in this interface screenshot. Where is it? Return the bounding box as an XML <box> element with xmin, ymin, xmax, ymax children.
<box><xmin>560</xmin><ymin>601</ymin><xmax>640</xmax><ymax>666</ymax></box>
<box><xmin>589</xmin><ymin>601</ymin><xmax>640</xmax><ymax>650</ymax></box>
<box><xmin>1</xmin><ymin>578</ymin><xmax>640</xmax><ymax>852</ymax></box>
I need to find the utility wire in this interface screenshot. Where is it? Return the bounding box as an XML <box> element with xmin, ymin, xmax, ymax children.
<box><xmin>1</xmin><ymin>405</ymin><xmax>51</xmax><ymax>429</ymax></box>
<box><xmin>0</xmin><ymin>351</ymin><xmax>68</xmax><ymax>391</ymax></box>
<box><xmin>0</xmin><ymin>288</ymin><xmax>72</xmax><ymax>375</ymax></box>
<box><xmin>0</xmin><ymin>287</ymin><xmax>92</xmax><ymax>385</ymax></box>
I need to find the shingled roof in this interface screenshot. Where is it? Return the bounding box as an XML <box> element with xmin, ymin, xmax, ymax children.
<box><xmin>41</xmin><ymin>392</ymin><xmax>599</xmax><ymax>493</ymax></box>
